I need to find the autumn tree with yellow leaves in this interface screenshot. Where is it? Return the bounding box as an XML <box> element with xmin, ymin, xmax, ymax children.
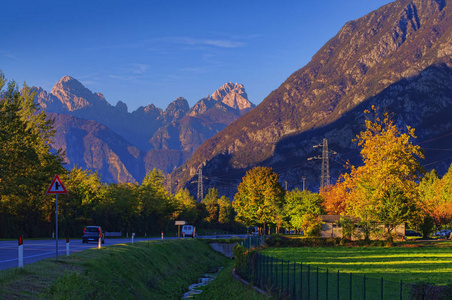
<box><xmin>233</xmin><ymin>166</ymin><xmax>285</xmax><ymax>234</ymax></box>
<box><xmin>322</xmin><ymin>107</ymin><xmax>424</xmax><ymax>241</ymax></box>
<box><xmin>418</xmin><ymin>165</ymin><xmax>452</xmax><ymax>236</ymax></box>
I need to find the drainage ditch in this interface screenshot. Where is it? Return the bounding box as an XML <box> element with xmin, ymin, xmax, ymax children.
<box><xmin>181</xmin><ymin>267</ymin><xmax>223</xmax><ymax>299</ymax></box>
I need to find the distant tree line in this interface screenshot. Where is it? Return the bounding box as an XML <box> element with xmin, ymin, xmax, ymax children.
<box><xmin>0</xmin><ymin>73</ymin><xmax>238</xmax><ymax>238</ymax></box>
<box><xmin>233</xmin><ymin>106</ymin><xmax>452</xmax><ymax>242</ymax></box>
<box><xmin>2</xmin><ymin>72</ymin><xmax>451</xmax><ymax>241</ymax></box>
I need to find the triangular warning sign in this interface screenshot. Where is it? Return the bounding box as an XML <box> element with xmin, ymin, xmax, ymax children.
<box><xmin>47</xmin><ymin>174</ymin><xmax>67</xmax><ymax>194</ymax></box>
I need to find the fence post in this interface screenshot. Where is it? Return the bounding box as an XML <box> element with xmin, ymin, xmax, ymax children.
<box><xmin>293</xmin><ymin>262</ymin><xmax>296</xmax><ymax>299</ymax></box>
<box><xmin>400</xmin><ymin>280</ymin><xmax>403</xmax><ymax>300</ymax></box>
<box><xmin>287</xmin><ymin>260</ymin><xmax>290</xmax><ymax>296</ymax></box>
<box><xmin>264</xmin><ymin>255</ymin><xmax>267</xmax><ymax>287</ymax></box>
<box><xmin>337</xmin><ymin>270</ymin><xmax>340</xmax><ymax>300</ymax></box>
<box><xmin>326</xmin><ymin>268</ymin><xmax>329</xmax><ymax>300</ymax></box>
<box><xmin>363</xmin><ymin>275</ymin><xmax>366</xmax><ymax>300</ymax></box>
<box><xmin>271</xmin><ymin>256</ymin><xmax>273</xmax><ymax>289</ymax></box>
<box><xmin>316</xmin><ymin>266</ymin><xmax>319</xmax><ymax>300</ymax></box>
<box><xmin>350</xmin><ymin>273</ymin><xmax>352</xmax><ymax>300</ymax></box>
<box><xmin>307</xmin><ymin>265</ymin><xmax>311</xmax><ymax>300</ymax></box>
<box><xmin>275</xmin><ymin>257</ymin><xmax>279</xmax><ymax>292</ymax></box>
<box><xmin>281</xmin><ymin>258</ymin><xmax>284</xmax><ymax>293</ymax></box>
<box><xmin>381</xmin><ymin>277</ymin><xmax>383</xmax><ymax>300</ymax></box>
<box><xmin>300</xmin><ymin>263</ymin><xmax>303</xmax><ymax>300</ymax></box>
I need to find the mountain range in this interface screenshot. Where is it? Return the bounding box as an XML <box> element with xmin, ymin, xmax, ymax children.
<box><xmin>172</xmin><ymin>0</ymin><xmax>452</xmax><ymax>198</ymax></box>
<box><xmin>35</xmin><ymin>77</ymin><xmax>255</xmax><ymax>183</ymax></box>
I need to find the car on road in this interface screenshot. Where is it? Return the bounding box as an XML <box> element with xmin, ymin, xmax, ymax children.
<box><xmin>405</xmin><ymin>230</ymin><xmax>422</xmax><ymax>237</ymax></box>
<box><xmin>82</xmin><ymin>226</ymin><xmax>105</xmax><ymax>243</ymax></box>
<box><xmin>433</xmin><ymin>229</ymin><xmax>452</xmax><ymax>237</ymax></box>
<box><xmin>181</xmin><ymin>225</ymin><xmax>196</xmax><ymax>238</ymax></box>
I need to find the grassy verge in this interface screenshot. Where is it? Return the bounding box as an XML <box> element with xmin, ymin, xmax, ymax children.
<box><xmin>0</xmin><ymin>239</ymin><xmax>264</xmax><ymax>299</ymax></box>
<box><xmin>260</xmin><ymin>240</ymin><xmax>452</xmax><ymax>285</ymax></box>
<box><xmin>194</xmin><ymin>261</ymin><xmax>269</xmax><ymax>300</ymax></box>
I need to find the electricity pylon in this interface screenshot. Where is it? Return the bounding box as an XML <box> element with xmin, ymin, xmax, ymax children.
<box><xmin>197</xmin><ymin>168</ymin><xmax>203</xmax><ymax>202</ymax></box>
<box><xmin>308</xmin><ymin>138</ymin><xmax>337</xmax><ymax>189</ymax></box>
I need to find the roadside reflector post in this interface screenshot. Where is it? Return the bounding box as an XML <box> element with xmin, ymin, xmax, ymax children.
<box><xmin>182</xmin><ymin>232</ymin><xmax>185</xmax><ymax>239</ymax></box>
<box><xmin>161</xmin><ymin>231</ymin><xmax>164</xmax><ymax>240</ymax></box>
<box><xmin>66</xmin><ymin>238</ymin><xmax>70</xmax><ymax>256</ymax></box>
<box><xmin>98</xmin><ymin>235</ymin><xmax>101</xmax><ymax>249</ymax></box>
<box><xmin>18</xmin><ymin>236</ymin><xmax>24</xmax><ymax>268</ymax></box>
<box><xmin>132</xmin><ymin>232</ymin><xmax>135</xmax><ymax>245</ymax></box>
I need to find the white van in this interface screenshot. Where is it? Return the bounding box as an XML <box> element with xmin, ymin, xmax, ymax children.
<box><xmin>182</xmin><ymin>225</ymin><xmax>196</xmax><ymax>238</ymax></box>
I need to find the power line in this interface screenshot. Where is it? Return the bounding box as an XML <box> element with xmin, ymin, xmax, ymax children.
<box><xmin>308</xmin><ymin>138</ymin><xmax>337</xmax><ymax>189</ymax></box>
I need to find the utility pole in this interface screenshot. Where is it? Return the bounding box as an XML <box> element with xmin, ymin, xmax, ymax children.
<box><xmin>197</xmin><ymin>168</ymin><xmax>203</xmax><ymax>202</ymax></box>
<box><xmin>302</xmin><ymin>176</ymin><xmax>306</xmax><ymax>191</ymax></box>
<box><xmin>320</xmin><ymin>138</ymin><xmax>330</xmax><ymax>189</ymax></box>
<box><xmin>166</xmin><ymin>174</ymin><xmax>172</xmax><ymax>194</ymax></box>
<box><xmin>308</xmin><ymin>138</ymin><xmax>336</xmax><ymax>189</ymax></box>
<box><xmin>191</xmin><ymin>166</ymin><xmax>206</xmax><ymax>202</ymax></box>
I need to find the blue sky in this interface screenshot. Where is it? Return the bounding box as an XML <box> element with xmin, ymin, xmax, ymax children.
<box><xmin>1</xmin><ymin>0</ymin><xmax>393</xmax><ymax>112</ymax></box>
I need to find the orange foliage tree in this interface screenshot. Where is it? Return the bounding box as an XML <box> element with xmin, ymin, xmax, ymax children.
<box><xmin>419</xmin><ymin>166</ymin><xmax>452</xmax><ymax>229</ymax></box>
<box><xmin>322</xmin><ymin>107</ymin><xmax>424</xmax><ymax>241</ymax></box>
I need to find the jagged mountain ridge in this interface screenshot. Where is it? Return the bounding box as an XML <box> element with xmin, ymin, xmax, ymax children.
<box><xmin>173</xmin><ymin>0</ymin><xmax>452</xmax><ymax>197</ymax></box>
<box><xmin>50</xmin><ymin>113</ymin><xmax>144</xmax><ymax>183</ymax></box>
<box><xmin>36</xmin><ymin>79</ymin><xmax>255</xmax><ymax>182</ymax></box>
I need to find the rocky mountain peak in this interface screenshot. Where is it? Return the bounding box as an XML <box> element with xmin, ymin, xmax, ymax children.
<box><xmin>50</xmin><ymin>75</ymin><xmax>109</xmax><ymax>111</ymax></box>
<box><xmin>115</xmin><ymin>100</ymin><xmax>128</xmax><ymax>113</ymax></box>
<box><xmin>163</xmin><ymin>97</ymin><xmax>190</xmax><ymax>123</ymax></box>
<box><xmin>172</xmin><ymin>0</ymin><xmax>452</xmax><ymax>196</ymax></box>
<box><xmin>142</xmin><ymin>103</ymin><xmax>162</xmax><ymax>116</ymax></box>
<box><xmin>211</xmin><ymin>82</ymin><xmax>254</xmax><ymax>111</ymax></box>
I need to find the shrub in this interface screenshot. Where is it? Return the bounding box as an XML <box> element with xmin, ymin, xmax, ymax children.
<box><xmin>233</xmin><ymin>244</ymin><xmax>257</xmax><ymax>281</ymax></box>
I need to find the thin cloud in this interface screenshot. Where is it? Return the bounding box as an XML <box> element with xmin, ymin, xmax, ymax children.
<box><xmin>127</xmin><ymin>63</ymin><xmax>148</xmax><ymax>74</ymax></box>
<box><xmin>152</xmin><ymin>37</ymin><xmax>245</xmax><ymax>48</ymax></box>
<box><xmin>2</xmin><ymin>53</ymin><xmax>19</xmax><ymax>60</ymax></box>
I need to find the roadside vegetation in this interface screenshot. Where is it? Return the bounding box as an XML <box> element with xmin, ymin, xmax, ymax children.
<box><xmin>0</xmin><ymin>239</ymin><xmax>266</xmax><ymax>299</ymax></box>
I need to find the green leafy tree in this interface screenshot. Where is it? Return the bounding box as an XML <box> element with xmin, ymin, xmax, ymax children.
<box><xmin>0</xmin><ymin>74</ymin><xmax>65</xmax><ymax>237</ymax></box>
<box><xmin>59</xmin><ymin>167</ymin><xmax>104</xmax><ymax>237</ymax></box>
<box><xmin>375</xmin><ymin>185</ymin><xmax>416</xmax><ymax>243</ymax></box>
<box><xmin>138</xmin><ymin>169</ymin><xmax>172</xmax><ymax>235</ymax></box>
<box><xmin>98</xmin><ymin>183</ymin><xmax>138</xmax><ymax>235</ymax></box>
<box><xmin>284</xmin><ymin>189</ymin><xmax>324</xmax><ymax>236</ymax></box>
<box><xmin>419</xmin><ymin>166</ymin><xmax>452</xmax><ymax>234</ymax></box>
<box><xmin>202</xmin><ymin>188</ymin><xmax>220</xmax><ymax>222</ymax></box>
<box><xmin>233</xmin><ymin>166</ymin><xmax>285</xmax><ymax>233</ymax></box>
<box><xmin>218</xmin><ymin>195</ymin><xmax>233</xmax><ymax>224</ymax></box>
<box><xmin>173</xmin><ymin>188</ymin><xmax>198</xmax><ymax>224</ymax></box>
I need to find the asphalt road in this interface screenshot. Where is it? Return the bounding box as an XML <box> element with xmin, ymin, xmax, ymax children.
<box><xmin>0</xmin><ymin>234</ymin><xmax>245</xmax><ymax>271</ymax></box>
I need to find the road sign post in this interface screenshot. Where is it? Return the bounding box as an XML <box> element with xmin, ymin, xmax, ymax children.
<box><xmin>46</xmin><ymin>175</ymin><xmax>67</xmax><ymax>260</ymax></box>
<box><xmin>175</xmin><ymin>221</ymin><xmax>186</xmax><ymax>238</ymax></box>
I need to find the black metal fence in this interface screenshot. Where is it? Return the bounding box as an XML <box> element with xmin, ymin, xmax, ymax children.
<box><xmin>238</xmin><ymin>252</ymin><xmax>411</xmax><ymax>300</ymax></box>
<box><xmin>239</xmin><ymin>235</ymin><xmax>265</xmax><ymax>249</ymax></box>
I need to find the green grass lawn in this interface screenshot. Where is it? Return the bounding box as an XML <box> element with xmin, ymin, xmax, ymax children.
<box><xmin>260</xmin><ymin>240</ymin><xmax>452</xmax><ymax>285</ymax></box>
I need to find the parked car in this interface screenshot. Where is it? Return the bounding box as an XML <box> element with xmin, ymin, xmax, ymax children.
<box><xmin>82</xmin><ymin>226</ymin><xmax>105</xmax><ymax>243</ymax></box>
<box><xmin>251</xmin><ymin>226</ymin><xmax>259</xmax><ymax>235</ymax></box>
<box><xmin>433</xmin><ymin>229</ymin><xmax>452</xmax><ymax>237</ymax></box>
<box><xmin>405</xmin><ymin>230</ymin><xmax>422</xmax><ymax>237</ymax></box>
<box><xmin>181</xmin><ymin>225</ymin><xmax>196</xmax><ymax>238</ymax></box>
